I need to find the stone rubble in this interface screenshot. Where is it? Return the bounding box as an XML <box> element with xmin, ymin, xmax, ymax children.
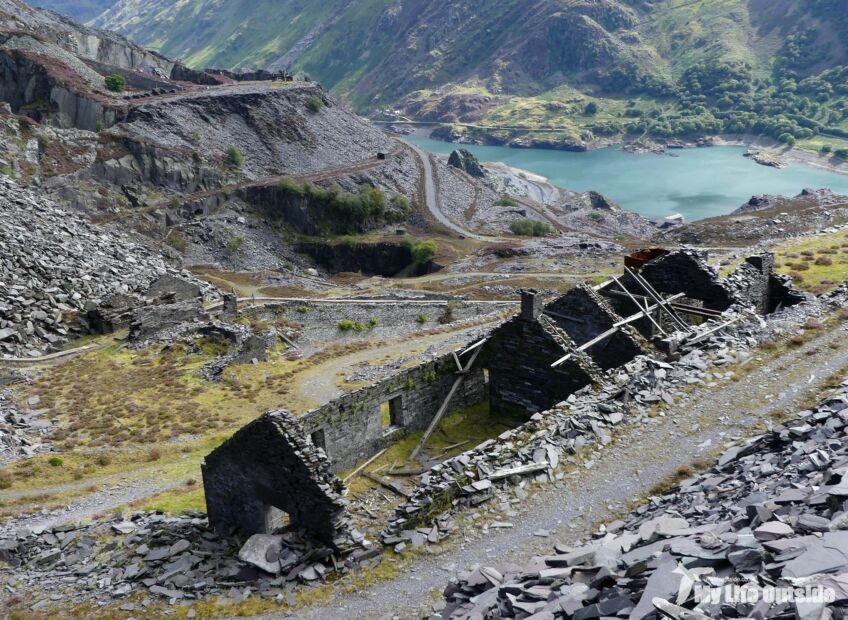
<box><xmin>431</xmin><ymin>376</ymin><xmax>848</xmax><ymax>619</ymax></box>
<box><xmin>0</xmin><ymin>511</ymin><xmax>376</xmax><ymax>611</ymax></box>
<box><xmin>0</xmin><ymin>385</ymin><xmax>52</xmax><ymax>466</ymax></box>
<box><xmin>0</xmin><ymin>177</ymin><xmax>188</xmax><ymax>358</ymax></box>
<box><xmin>382</xmin><ymin>284</ymin><xmax>848</xmax><ymax>549</ymax></box>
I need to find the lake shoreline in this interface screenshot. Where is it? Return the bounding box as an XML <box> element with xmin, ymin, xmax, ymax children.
<box><xmin>389</xmin><ymin>124</ymin><xmax>848</xmax><ymax>177</ymax></box>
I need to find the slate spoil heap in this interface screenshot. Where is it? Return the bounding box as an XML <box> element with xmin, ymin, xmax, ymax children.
<box><xmin>0</xmin><ymin>177</ymin><xmax>170</xmax><ymax>358</ymax></box>
<box><xmin>0</xmin><ymin>510</ymin><xmax>371</xmax><ymax>611</ymax></box>
<box><xmin>432</xmin><ymin>378</ymin><xmax>848</xmax><ymax>620</ymax></box>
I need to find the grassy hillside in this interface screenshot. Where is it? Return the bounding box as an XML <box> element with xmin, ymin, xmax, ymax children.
<box><xmin>94</xmin><ymin>0</ymin><xmax>848</xmax><ymax>153</ymax></box>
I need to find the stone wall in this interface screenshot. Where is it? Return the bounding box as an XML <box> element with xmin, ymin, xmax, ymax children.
<box><xmin>638</xmin><ymin>249</ymin><xmax>735</xmax><ymax>311</ymax></box>
<box><xmin>300</xmin><ymin>352</ymin><xmax>487</xmax><ymax>472</ymax></box>
<box><xmin>482</xmin><ymin>307</ymin><xmax>602</xmax><ymax>416</ymax></box>
<box><xmin>202</xmin><ymin>410</ymin><xmax>357</xmax><ymax>548</ymax></box>
<box><xmin>545</xmin><ymin>284</ymin><xmax>651</xmax><ymax>369</ymax></box>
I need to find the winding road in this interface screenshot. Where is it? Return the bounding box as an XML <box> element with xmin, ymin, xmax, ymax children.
<box><xmin>404</xmin><ymin>141</ymin><xmax>491</xmax><ymax>241</ymax></box>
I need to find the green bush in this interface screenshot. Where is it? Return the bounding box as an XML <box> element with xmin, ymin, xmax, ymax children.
<box><xmin>48</xmin><ymin>457</ymin><xmax>64</xmax><ymax>467</ymax></box>
<box><xmin>495</xmin><ymin>196</ymin><xmax>519</xmax><ymax>207</ymax></box>
<box><xmin>338</xmin><ymin>319</ymin><xmax>357</xmax><ymax>332</ymax></box>
<box><xmin>105</xmin><ymin>74</ymin><xmax>127</xmax><ymax>93</ymax></box>
<box><xmin>416</xmin><ymin>314</ymin><xmax>428</xmax><ymax>324</ymax></box>
<box><xmin>296</xmin><ymin>305</ymin><xmax>309</xmax><ymax>314</ymax></box>
<box><xmin>510</xmin><ymin>219</ymin><xmax>555</xmax><ymax>237</ymax></box>
<box><xmin>393</xmin><ymin>194</ymin><xmax>411</xmax><ymax>211</ymax></box>
<box><xmin>225</xmin><ymin>146</ymin><xmax>244</xmax><ymax>167</ymax></box>
<box><xmin>834</xmin><ymin>148</ymin><xmax>848</xmax><ymax>160</ymax></box>
<box><xmin>367</xmin><ymin>317</ymin><xmax>378</xmax><ymax>329</ymax></box>
<box><xmin>225</xmin><ymin>235</ymin><xmax>245</xmax><ymax>256</ymax></box>
<box><xmin>306</xmin><ymin>95</ymin><xmax>324</xmax><ymax>113</ymax></box>
<box><xmin>0</xmin><ymin>474</ymin><xmax>10</xmax><ymax>490</ymax></box>
<box><xmin>411</xmin><ymin>239</ymin><xmax>438</xmax><ymax>264</ymax></box>
<box><xmin>589</xmin><ymin>211</ymin><xmax>604</xmax><ymax>221</ymax></box>
<box><xmin>584</xmin><ymin>101</ymin><xmax>599</xmax><ymax>115</ymax></box>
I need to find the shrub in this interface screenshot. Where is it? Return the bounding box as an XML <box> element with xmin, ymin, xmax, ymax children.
<box><xmin>416</xmin><ymin>314</ymin><xmax>428</xmax><ymax>324</ymax></box>
<box><xmin>588</xmin><ymin>211</ymin><xmax>603</xmax><ymax>221</ymax></box>
<box><xmin>367</xmin><ymin>317</ymin><xmax>378</xmax><ymax>329</ymax></box>
<box><xmin>833</xmin><ymin>148</ymin><xmax>848</xmax><ymax>160</ymax></box>
<box><xmin>296</xmin><ymin>305</ymin><xmax>309</xmax><ymax>314</ymax></box>
<box><xmin>393</xmin><ymin>194</ymin><xmax>411</xmax><ymax>211</ymax></box>
<box><xmin>0</xmin><ymin>474</ymin><xmax>11</xmax><ymax>490</ymax></box>
<box><xmin>338</xmin><ymin>319</ymin><xmax>358</xmax><ymax>332</ymax></box>
<box><xmin>95</xmin><ymin>455</ymin><xmax>111</xmax><ymax>467</ymax></box>
<box><xmin>95</xmin><ymin>120</ymin><xmax>104</xmax><ymax>132</ymax></box>
<box><xmin>224</xmin><ymin>235</ymin><xmax>245</xmax><ymax>256</ymax></box>
<box><xmin>510</xmin><ymin>219</ymin><xmax>555</xmax><ymax>237</ymax></box>
<box><xmin>411</xmin><ymin>239</ymin><xmax>438</xmax><ymax>264</ymax></box>
<box><xmin>225</xmin><ymin>146</ymin><xmax>244</xmax><ymax>167</ymax></box>
<box><xmin>105</xmin><ymin>73</ymin><xmax>127</xmax><ymax>93</ymax></box>
<box><xmin>495</xmin><ymin>196</ymin><xmax>519</xmax><ymax>207</ymax></box>
<box><xmin>306</xmin><ymin>95</ymin><xmax>324</xmax><ymax>113</ymax></box>
<box><xmin>584</xmin><ymin>101</ymin><xmax>599</xmax><ymax>115</ymax></box>
<box><xmin>48</xmin><ymin>457</ymin><xmax>64</xmax><ymax>467</ymax></box>
<box><xmin>815</xmin><ymin>256</ymin><xmax>833</xmax><ymax>266</ymax></box>
<box><xmin>165</xmin><ymin>229</ymin><xmax>189</xmax><ymax>254</ymax></box>
<box><xmin>148</xmin><ymin>448</ymin><xmax>161</xmax><ymax>461</ymax></box>
<box><xmin>778</xmin><ymin>132</ymin><xmax>796</xmax><ymax>146</ymax></box>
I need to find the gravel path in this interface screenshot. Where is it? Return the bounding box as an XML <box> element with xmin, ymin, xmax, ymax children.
<box><xmin>288</xmin><ymin>322</ymin><xmax>848</xmax><ymax>620</ymax></box>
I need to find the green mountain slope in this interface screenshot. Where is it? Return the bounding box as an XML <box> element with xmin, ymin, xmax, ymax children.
<box><xmin>27</xmin><ymin>0</ymin><xmax>115</xmax><ymax>21</ymax></box>
<box><xmin>93</xmin><ymin>0</ymin><xmax>848</xmax><ymax>155</ymax></box>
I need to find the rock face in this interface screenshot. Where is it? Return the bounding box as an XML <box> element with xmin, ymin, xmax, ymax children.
<box><xmin>447</xmin><ymin>149</ymin><xmax>485</xmax><ymax>178</ymax></box>
<box><xmin>431</xmin><ymin>377</ymin><xmax>848</xmax><ymax>619</ymax></box>
<box><xmin>0</xmin><ymin>176</ymin><xmax>175</xmax><ymax>357</ymax></box>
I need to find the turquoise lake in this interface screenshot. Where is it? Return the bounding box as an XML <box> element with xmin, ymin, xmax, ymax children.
<box><xmin>405</xmin><ymin>135</ymin><xmax>848</xmax><ymax>222</ymax></box>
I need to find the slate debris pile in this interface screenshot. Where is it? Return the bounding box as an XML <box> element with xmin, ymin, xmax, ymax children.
<box><xmin>0</xmin><ymin>177</ymin><xmax>171</xmax><ymax>358</ymax></box>
<box><xmin>0</xmin><ymin>511</ymin><xmax>372</xmax><ymax>610</ymax></box>
<box><xmin>382</xmin><ymin>282</ymin><xmax>848</xmax><ymax>548</ymax></box>
<box><xmin>0</xmin><ymin>388</ymin><xmax>51</xmax><ymax>465</ymax></box>
<box><xmin>432</xmin><ymin>378</ymin><xmax>848</xmax><ymax>619</ymax></box>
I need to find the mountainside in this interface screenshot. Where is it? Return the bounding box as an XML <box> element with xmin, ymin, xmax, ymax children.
<box><xmin>27</xmin><ymin>0</ymin><xmax>115</xmax><ymax>21</ymax></box>
<box><xmin>93</xmin><ymin>0</ymin><xmax>848</xmax><ymax>155</ymax></box>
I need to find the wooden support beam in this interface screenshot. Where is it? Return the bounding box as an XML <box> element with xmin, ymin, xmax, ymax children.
<box><xmin>410</xmin><ymin>346</ymin><xmax>483</xmax><ymax>461</ymax></box>
<box><xmin>685</xmin><ymin>315</ymin><xmax>744</xmax><ymax>345</ymax></box>
<box><xmin>362</xmin><ymin>471</ymin><xmax>410</xmax><ymax>498</ymax></box>
<box><xmin>612</xmin><ymin>275</ymin><xmax>667</xmax><ymax>336</ymax></box>
<box><xmin>624</xmin><ymin>267</ymin><xmax>692</xmax><ymax>333</ymax></box>
<box><xmin>488</xmin><ymin>462</ymin><xmax>548</xmax><ymax>480</ymax></box>
<box><xmin>342</xmin><ymin>447</ymin><xmax>389</xmax><ymax>483</ymax></box>
<box><xmin>460</xmin><ymin>338</ymin><xmax>488</xmax><ymax>356</ymax></box>
<box><xmin>543</xmin><ymin>310</ymin><xmax>586</xmax><ymax>324</ymax></box>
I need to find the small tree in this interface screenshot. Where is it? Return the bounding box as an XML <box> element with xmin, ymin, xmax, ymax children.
<box><xmin>105</xmin><ymin>73</ymin><xmax>127</xmax><ymax>93</ymax></box>
<box><xmin>306</xmin><ymin>95</ymin><xmax>324</xmax><ymax>113</ymax></box>
<box><xmin>225</xmin><ymin>146</ymin><xmax>244</xmax><ymax>167</ymax></box>
<box><xmin>584</xmin><ymin>101</ymin><xmax>599</xmax><ymax>115</ymax></box>
<box><xmin>411</xmin><ymin>239</ymin><xmax>438</xmax><ymax>264</ymax></box>
<box><xmin>778</xmin><ymin>132</ymin><xmax>796</xmax><ymax>146</ymax></box>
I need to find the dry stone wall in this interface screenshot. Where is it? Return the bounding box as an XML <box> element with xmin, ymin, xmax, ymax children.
<box><xmin>301</xmin><ymin>352</ymin><xmax>487</xmax><ymax>472</ymax></box>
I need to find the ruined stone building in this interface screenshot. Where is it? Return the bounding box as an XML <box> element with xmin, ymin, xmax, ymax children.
<box><xmin>202</xmin><ymin>248</ymin><xmax>804</xmax><ymax>538</ymax></box>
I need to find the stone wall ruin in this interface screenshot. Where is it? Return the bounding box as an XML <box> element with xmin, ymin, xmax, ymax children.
<box><xmin>202</xmin><ymin>410</ymin><xmax>357</xmax><ymax>545</ymax></box>
<box><xmin>202</xmin><ymin>248</ymin><xmax>807</xmax><ymax>545</ymax></box>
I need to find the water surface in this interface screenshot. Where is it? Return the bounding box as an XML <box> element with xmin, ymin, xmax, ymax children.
<box><xmin>405</xmin><ymin>136</ymin><xmax>848</xmax><ymax>221</ymax></box>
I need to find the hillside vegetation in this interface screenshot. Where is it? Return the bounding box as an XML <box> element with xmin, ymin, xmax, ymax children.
<box><xmin>91</xmin><ymin>0</ymin><xmax>848</xmax><ymax>151</ymax></box>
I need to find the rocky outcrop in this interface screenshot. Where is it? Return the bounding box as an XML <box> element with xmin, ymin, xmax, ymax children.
<box><xmin>447</xmin><ymin>148</ymin><xmax>485</xmax><ymax>178</ymax></box>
